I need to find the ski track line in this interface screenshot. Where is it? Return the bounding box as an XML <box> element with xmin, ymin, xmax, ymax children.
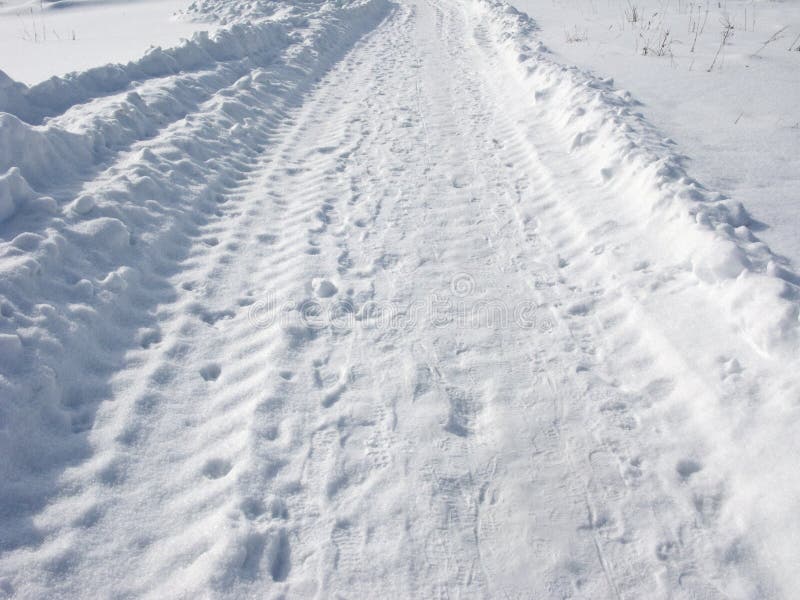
<box><xmin>1</xmin><ymin>0</ymin><xmax>798</xmax><ymax>598</ymax></box>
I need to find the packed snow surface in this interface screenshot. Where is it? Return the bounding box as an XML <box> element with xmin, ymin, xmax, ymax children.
<box><xmin>1</xmin><ymin>0</ymin><xmax>799</xmax><ymax>597</ymax></box>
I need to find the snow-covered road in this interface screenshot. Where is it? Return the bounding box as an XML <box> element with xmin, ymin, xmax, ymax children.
<box><xmin>1</xmin><ymin>0</ymin><xmax>799</xmax><ymax>597</ymax></box>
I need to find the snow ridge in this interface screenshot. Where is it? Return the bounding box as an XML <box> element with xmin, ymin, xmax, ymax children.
<box><xmin>0</xmin><ymin>0</ymin><xmax>381</xmax><ymax>125</ymax></box>
<box><xmin>474</xmin><ymin>0</ymin><xmax>800</xmax><ymax>357</ymax></box>
<box><xmin>0</xmin><ymin>22</ymin><xmax>290</xmax><ymax>124</ymax></box>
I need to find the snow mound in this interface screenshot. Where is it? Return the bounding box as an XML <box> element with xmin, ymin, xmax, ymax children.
<box><xmin>0</xmin><ymin>167</ymin><xmax>39</xmax><ymax>223</ymax></box>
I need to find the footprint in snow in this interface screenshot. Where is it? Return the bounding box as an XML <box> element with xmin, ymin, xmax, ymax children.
<box><xmin>451</xmin><ymin>173</ymin><xmax>471</xmax><ymax>188</ymax></box>
<box><xmin>257</xmin><ymin>233</ymin><xmax>277</xmax><ymax>245</ymax></box>
<box><xmin>138</xmin><ymin>328</ymin><xmax>162</xmax><ymax>349</ymax></box>
<box><xmin>566</xmin><ymin>299</ymin><xmax>594</xmax><ymax>316</ymax></box>
<box><xmin>202</xmin><ymin>458</ymin><xmax>232</xmax><ymax>479</ymax></box>
<box><xmin>200</xmin><ymin>363</ymin><xmax>221</xmax><ymax>381</ymax></box>
<box><xmin>240</xmin><ymin>497</ymin><xmax>267</xmax><ymax>520</ymax></box>
<box><xmin>266</xmin><ymin>496</ymin><xmax>288</xmax><ymax>519</ymax></box>
<box><xmin>655</xmin><ymin>541</ymin><xmax>679</xmax><ymax>561</ymax></box>
<box><xmin>718</xmin><ymin>356</ymin><xmax>743</xmax><ymax>377</ymax></box>
<box><xmin>189</xmin><ymin>303</ymin><xmax>235</xmax><ymax>326</ymax></box>
<box><xmin>322</xmin><ymin>382</ymin><xmax>346</xmax><ymax>408</ymax></box>
<box><xmin>676</xmin><ymin>458</ymin><xmax>703</xmax><ymax>481</ymax></box>
<box><xmin>337</xmin><ymin>251</ymin><xmax>353</xmax><ymax>273</ymax></box>
<box><xmin>263</xmin><ymin>424</ymin><xmax>279</xmax><ymax>441</ymax></box>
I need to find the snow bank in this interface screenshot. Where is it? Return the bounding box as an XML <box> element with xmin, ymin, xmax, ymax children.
<box><xmin>0</xmin><ymin>20</ymin><xmax>291</xmax><ymax>124</ymax></box>
<box><xmin>473</xmin><ymin>0</ymin><xmax>800</xmax><ymax>357</ymax></box>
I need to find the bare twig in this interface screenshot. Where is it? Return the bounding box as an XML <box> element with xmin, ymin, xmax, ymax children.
<box><xmin>707</xmin><ymin>16</ymin><xmax>734</xmax><ymax>71</ymax></box>
<box><xmin>565</xmin><ymin>26</ymin><xmax>588</xmax><ymax>43</ymax></box>
<box><xmin>641</xmin><ymin>27</ymin><xmax>673</xmax><ymax>56</ymax></box>
<box><xmin>752</xmin><ymin>26</ymin><xmax>788</xmax><ymax>57</ymax></box>
<box><xmin>788</xmin><ymin>32</ymin><xmax>800</xmax><ymax>52</ymax></box>
<box><xmin>625</xmin><ymin>1</ymin><xmax>641</xmax><ymax>24</ymax></box>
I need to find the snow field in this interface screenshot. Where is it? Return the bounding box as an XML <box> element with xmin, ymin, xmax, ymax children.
<box><xmin>0</xmin><ymin>0</ymin><xmax>209</xmax><ymax>85</ymax></box>
<box><xmin>0</xmin><ymin>0</ymin><xmax>798</xmax><ymax>597</ymax></box>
